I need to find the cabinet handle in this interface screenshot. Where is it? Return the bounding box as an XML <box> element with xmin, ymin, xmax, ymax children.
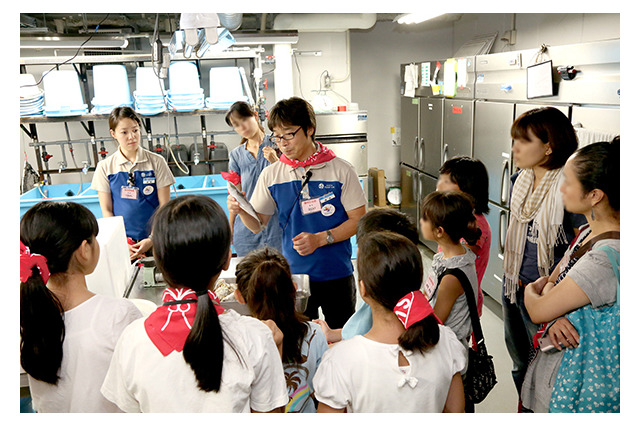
<box><xmin>413</xmin><ymin>137</ymin><xmax>419</xmax><ymax>163</ymax></box>
<box><xmin>500</xmin><ymin>159</ymin><xmax>510</xmax><ymax>205</ymax></box>
<box><xmin>499</xmin><ymin>210</ymin><xmax>507</xmax><ymax>253</ymax></box>
<box><xmin>418</xmin><ymin>138</ymin><xmax>425</xmax><ymax>170</ymax></box>
<box><xmin>442</xmin><ymin>143</ymin><xmax>449</xmax><ymax>164</ymax></box>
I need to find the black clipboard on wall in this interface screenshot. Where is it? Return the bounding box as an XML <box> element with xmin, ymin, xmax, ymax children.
<box><xmin>526</xmin><ymin>60</ymin><xmax>554</xmax><ymax>99</ymax></box>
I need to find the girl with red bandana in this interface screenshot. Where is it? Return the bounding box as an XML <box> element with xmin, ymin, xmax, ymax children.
<box><xmin>101</xmin><ymin>195</ymin><xmax>288</xmax><ymax>412</ymax></box>
<box><xmin>312</xmin><ymin>232</ymin><xmax>466</xmax><ymax>412</ymax></box>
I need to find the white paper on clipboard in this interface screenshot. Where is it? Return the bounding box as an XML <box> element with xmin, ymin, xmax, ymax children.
<box><xmin>527</xmin><ymin>60</ymin><xmax>554</xmax><ymax>99</ymax></box>
<box><xmin>227</xmin><ymin>181</ymin><xmax>264</xmax><ymax>229</ymax></box>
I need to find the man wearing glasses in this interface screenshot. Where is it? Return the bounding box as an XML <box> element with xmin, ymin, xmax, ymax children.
<box><xmin>228</xmin><ymin>97</ymin><xmax>366</xmax><ymax>329</ymax></box>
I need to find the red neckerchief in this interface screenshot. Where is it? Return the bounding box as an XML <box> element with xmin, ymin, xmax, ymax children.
<box><xmin>278</xmin><ymin>141</ymin><xmax>336</xmax><ymax>168</ymax></box>
<box><xmin>20</xmin><ymin>241</ymin><xmax>50</xmax><ymax>284</ymax></box>
<box><xmin>144</xmin><ymin>287</ymin><xmax>225</xmax><ymax>356</ymax></box>
<box><xmin>394</xmin><ymin>290</ymin><xmax>442</xmax><ymax>329</ymax></box>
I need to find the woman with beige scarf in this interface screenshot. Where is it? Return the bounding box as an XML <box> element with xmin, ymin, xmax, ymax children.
<box><xmin>501</xmin><ymin>107</ymin><xmax>585</xmax><ymax>405</ymax></box>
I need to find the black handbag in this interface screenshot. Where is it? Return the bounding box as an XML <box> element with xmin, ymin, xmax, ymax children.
<box><xmin>438</xmin><ymin>268</ymin><xmax>497</xmax><ymax>404</ymax></box>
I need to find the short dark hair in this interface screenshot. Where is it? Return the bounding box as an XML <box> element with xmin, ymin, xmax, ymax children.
<box><xmin>267</xmin><ymin>97</ymin><xmax>316</xmax><ymax>140</ymax></box>
<box><xmin>510</xmin><ymin>107</ymin><xmax>578</xmax><ymax>170</ymax></box>
<box><xmin>420</xmin><ymin>191</ymin><xmax>482</xmax><ymax>246</ymax></box>
<box><xmin>108</xmin><ymin>106</ymin><xmax>142</xmax><ymax>132</ymax></box>
<box><xmin>356</xmin><ymin>208</ymin><xmax>419</xmax><ymax>244</ymax></box>
<box><xmin>439</xmin><ymin>156</ymin><xmax>490</xmax><ymax>215</ymax></box>
<box><xmin>570</xmin><ymin>136</ymin><xmax>620</xmax><ymax>211</ymax></box>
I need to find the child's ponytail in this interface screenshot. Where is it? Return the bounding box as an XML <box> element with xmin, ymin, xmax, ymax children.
<box><xmin>20</xmin><ymin>265</ymin><xmax>65</xmax><ymax>384</ymax></box>
<box><xmin>357</xmin><ymin>232</ymin><xmax>441</xmax><ymax>354</ymax></box>
<box><xmin>152</xmin><ymin>195</ymin><xmax>233</xmax><ymax>393</ymax></box>
<box><xmin>182</xmin><ymin>291</ymin><xmax>224</xmax><ymax>392</ymax></box>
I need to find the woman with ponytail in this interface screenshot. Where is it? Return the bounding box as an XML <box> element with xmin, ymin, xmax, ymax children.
<box><xmin>20</xmin><ymin>201</ymin><xmax>142</xmax><ymax>412</ymax></box>
<box><xmin>235</xmin><ymin>247</ymin><xmax>328</xmax><ymax>413</ymax></box>
<box><xmin>101</xmin><ymin>195</ymin><xmax>288</xmax><ymax>412</ymax></box>
<box><xmin>313</xmin><ymin>232</ymin><xmax>467</xmax><ymax>412</ymax></box>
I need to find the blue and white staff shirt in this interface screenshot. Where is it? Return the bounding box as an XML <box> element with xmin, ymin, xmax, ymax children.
<box><xmin>91</xmin><ymin>147</ymin><xmax>175</xmax><ymax>240</ymax></box>
<box><xmin>250</xmin><ymin>155</ymin><xmax>366</xmax><ymax>282</ymax></box>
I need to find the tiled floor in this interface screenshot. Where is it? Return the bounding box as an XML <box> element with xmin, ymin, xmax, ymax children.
<box><xmin>348</xmin><ymin>244</ymin><xmax>519</xmax><ymax>413</ymax></box>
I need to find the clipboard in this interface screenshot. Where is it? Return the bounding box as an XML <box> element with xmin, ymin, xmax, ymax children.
<box><xmin>227</xmin><ymin>181</ymin><xmax>265</xmax><ymax>229</ymax></box>
<box><xmin>527</xmin><ymin>60</ymin><xmax>554</xmax><ymax>99</ymax></box>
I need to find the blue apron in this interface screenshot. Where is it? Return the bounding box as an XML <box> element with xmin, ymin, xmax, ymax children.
<box><xmin>108</xmin><ymin>169</ymin><xmax>159</xmax><ymax>240</ymax></box>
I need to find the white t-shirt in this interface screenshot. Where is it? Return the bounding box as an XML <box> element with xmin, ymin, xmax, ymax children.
<box><xmin>313</xmin><ymin>325</ymin><xmax>467</xmax><ymax>413</ymax></box>
<box><xmin>101</xmin><ymin>309</ymin><xmax>289</xmax><ymax>413</ymax></box>
<box><xmin>27</xmin><ymin>294</ymin><xmax>142</xmax><ymax>413</ymax></box>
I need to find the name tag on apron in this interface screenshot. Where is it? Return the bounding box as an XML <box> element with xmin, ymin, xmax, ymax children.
<box><xmin>121</xmin><ymin>186</ymin><xmax>139</xmax><ymax>200</ymax></box>
<box><xmin>300</xmin><ymin>198</ymin><xmax>322</xmax><ymax>215</ymax></box>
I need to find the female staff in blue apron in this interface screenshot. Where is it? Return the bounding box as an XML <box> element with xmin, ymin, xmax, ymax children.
<box><xmin>91</xmin><ymin>107</ymin><xmax>176</xmax><ymax>260</ymax></box>
<box><xmin>224</xmin><ymin>101</ymin><xmax>282</xmax><ymax>256</ymax></box>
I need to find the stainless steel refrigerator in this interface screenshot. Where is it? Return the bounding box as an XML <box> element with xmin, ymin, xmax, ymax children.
<box><xmin>399</xmin><ymin>60</ymin><xmax>446</xmax><ymax>252</ymax></box>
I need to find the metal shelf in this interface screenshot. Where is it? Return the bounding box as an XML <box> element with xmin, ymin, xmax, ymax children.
<box><xmin>20</xmin><ymin>108</ymin><xmax>229</xmax><ymax>124</ymax></box>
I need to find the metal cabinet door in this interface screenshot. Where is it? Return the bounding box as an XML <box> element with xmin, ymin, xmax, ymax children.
<box><xmin>482</xmin><ymin>203</ymin><xmax>510</xmax><ymax>303</ymax></box>
<box><xmin>443</xmin><ymin>99</ymin><xmax>474</xmax><ymax>163</ymax></box>
<box><xmin>323</xmin><ymin>141</ymin><xmax>368</xmax><ymax>176</ymax></box>
<box><xmin>418</xmin><ymin>98</ymin><xmax>443</xmax><ymax>176</ymax></box>
<box><xmin>418</xmin><ymin>172</ymin><xmax>438</xmax><ymax>253</ymax></box>
<box><xmin>400</xmin><ymin>96</ymin><xmax>420</xmax><ymax>168</ymax></box>
<box><xmin>400</xmin><ymin>165</ymin><xmax>419</xmax><ymax>228</ymax></box>
<box><xmin>474</xmin><ymin>101</ymin><xmax>514</xmax><ymax>207</ymax></box>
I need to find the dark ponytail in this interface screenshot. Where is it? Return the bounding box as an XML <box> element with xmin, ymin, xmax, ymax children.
<box><xmin>357</xmin><ymin>232</ymin><xmax>439</xmax><ymax>353</ymax></box>
<box><xmin>235</xmin><ymin>247</ymin><xmax>308</xmax><ymax>364</ymax></box>
<box><xmin>20</xmin><ymin>201</ymin><xmax>99</xmax><ymax>384</ymax></box>
<box><xmin>152</xmin><ymin>195</ymin><xmax>231</xmax><ymax>392</ymax></box>
<box><xmin>421</xmin><ymin>191</ymin><xmax>482</xmax><ymax>246</ymax></box>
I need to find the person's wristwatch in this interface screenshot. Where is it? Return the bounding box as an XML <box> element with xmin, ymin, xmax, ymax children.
<box><xmin>326</xmin><ymin>230</ymin><xmax>334</xmax><ymax>245</ymax></box>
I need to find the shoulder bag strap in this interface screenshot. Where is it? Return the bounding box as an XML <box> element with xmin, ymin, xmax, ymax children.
<box><xmin>438</xmin><ymin>268</ymin><xmax>484</xmax><ymax>343</ymax></box>
<box><xmin>571</xmin><ymin>231</ymin><xmax>620</xmax><ymax>261</ymax></box>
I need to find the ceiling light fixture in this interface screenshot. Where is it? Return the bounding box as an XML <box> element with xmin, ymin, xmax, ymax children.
<box><xmin>395</xmin><ymin>13</ymin><xmax>446</xmax><ymax>25</ymax></box>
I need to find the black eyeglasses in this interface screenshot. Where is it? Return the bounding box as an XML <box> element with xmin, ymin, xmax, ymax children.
<box><xmin>128</xmin><ymin>171</ymin><xmax>136</xmax><ymax>186</ymax></box>
<box><xmin>269</xmin><ymin>127</ymin><xmax>302</xmax><ymax>143</ymax></box>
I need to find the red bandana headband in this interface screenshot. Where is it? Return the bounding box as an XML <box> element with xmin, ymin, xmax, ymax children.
<box><xmin>144</xmin><ymin>287</ymin><xmax>225</xmax><ymax>356</ymax></box>
<box><xmin>278</xmin><ymin>141</ymin><xmax>336</xmax><ymax>169</ymax></box>
<box><xmin>394</xmin><ymin>290</ymin><xmax>442</xmax><ymax>329</ymax></box>
<box><xmin>20</xmin><ymin>241</ymin><xmax>50</xmax><ymax>284</ymax></box>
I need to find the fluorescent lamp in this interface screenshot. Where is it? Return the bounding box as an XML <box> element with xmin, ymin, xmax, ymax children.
<box><xmin>396</xmin><ymin>13</ymin><xmax>445</xmax><ymax>25</ymax></box>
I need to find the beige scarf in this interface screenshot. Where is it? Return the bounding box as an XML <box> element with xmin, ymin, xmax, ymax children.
<box><xmin>503</xmin><ymin>168</ymin><xmax>567</xmax><ymax>303</ymax></box>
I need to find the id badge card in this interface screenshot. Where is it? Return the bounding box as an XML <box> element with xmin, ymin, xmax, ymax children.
<box><xmin>423</xmin><ymin>274</ymin><xmax>437</xmax><ymax>300</ymax></box>
<box><xmin>121</xmin><ymin>186</ymin><xmax>139</xmax><ymax>200</ymax></box>
<box><xmin>300</xmin><ymin>197</ymin><xmax>322</xmax><ymax>215</ymax></box>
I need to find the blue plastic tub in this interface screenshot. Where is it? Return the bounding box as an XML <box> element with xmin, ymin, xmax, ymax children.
<box><xmin>20</xmin><ymin>173</ymin><xmax>357</xmax><ymax>258</ymax></box>
<box><xmin>20</xmin><ymin>174</ymin><xmax>228</xmax><ymax>219</ymax></box>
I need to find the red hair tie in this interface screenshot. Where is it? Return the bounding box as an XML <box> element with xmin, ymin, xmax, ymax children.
<box><xmin>394</xmin><ymin>290</ymin><xmax>442</xmax><ymax>329</ymax></box>
<box><xmin>20</xmin><ymin>241</ymin><xmax>51</xmax><ymax>284</ymax></box>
